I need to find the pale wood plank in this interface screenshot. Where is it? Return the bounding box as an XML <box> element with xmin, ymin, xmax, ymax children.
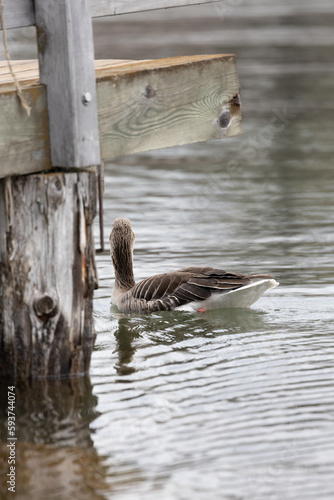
<box><xmin>90</xmin><ymin>0</ymin><xmax>220</xmax><ymax>18</ymax></box>
<box><xmin>97</xmin><ymin>54</ymin><xmax>241</xmax><ymax>158</ymax></box>
<box><xmin>35</xmin><ymin>0</ymin><xmax>101</xmax><ymax>167</ymax></box>
<box><xmin>0</xmin><ymin>0</ymin><xmax>34</xmax><ymax>30</ymax></box>
<box><xmin>0</xmin><ymin>85</ymin><xmax>51</xmax><ymax>177</ymax></box>
<box><xmin>0</xmin><ymin>55</ymin><xmax>241</xmax><ymax>178</ymax></box>
<box><xmin>0</xmin><ymin>0</ymin><xmax>219</xmax><ymax>29</ymax></box>
<box><xmin>0</xmin><ymin>60</ymin><xmax>40</xmax><ymax>90</ymax></box>
<box><xmin>0</xmin><ymin>60</ymin><xmax>132</xmax><ymax>89</ymax></box>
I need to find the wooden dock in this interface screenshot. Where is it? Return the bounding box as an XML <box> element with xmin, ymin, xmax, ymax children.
<box><xmin>0</xmin><ymin>0</ymin><xmax>242</xmax><ymax>381</ymax></box>
<box><xmin>0</xmin><ymin>55</ymin><xmax>241</xmax><ymax>177</ymax></box>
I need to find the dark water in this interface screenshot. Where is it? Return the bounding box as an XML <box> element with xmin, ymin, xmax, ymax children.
<box><xmin>1</xmin><ymin>2</ymin><xmax>334</xmax><ymax>499</ymax></box>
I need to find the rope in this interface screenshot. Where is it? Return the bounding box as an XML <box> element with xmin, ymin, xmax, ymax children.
<box><xmin>0</xmin><ymin>0</ymin><xmax>31</xmax><ymax>116</ymax></box>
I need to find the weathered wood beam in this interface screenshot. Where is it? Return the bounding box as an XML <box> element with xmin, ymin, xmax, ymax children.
<box><xmin>90</xmin><ymin>0</ymin><xmax>221</xmax><ymax>18</ymax></box>
<box><xmin>34</xmin><ymin>0</ymin><xmax>101</xmax><ymax>167</ymax></box>
<box><xmin>0</xmin><ymin>55</ymin><xmax>241</xmax><ymax>178</ymax></box>
<box><xmin>0</xmin><ymin>0</ymin><xmax>34</xmax><ymax>30</ymax></box>
<box><xmin>0</xmin><ymin>171</ymin><xmax>98</xmax><ymax>381</ymax></box>
<box><xmin>97</xmin><ymin>55</ymin><xmax>241</xmax><ymax>159</ymax></box>
<box><xmin>0</xmin><ymin>0</ymin><xmax>220</xmax><ymax>30</ymax></box>
<box><xmin>0</xmin><ymin>73</ymin><xmax>51</xmax><ymax>177</ymax></box>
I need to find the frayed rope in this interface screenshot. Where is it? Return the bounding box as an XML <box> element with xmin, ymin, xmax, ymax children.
<box><xmin>0</xmin><ymin>0</ymin><xmax>31</xmax><ymax>116</ymax></box>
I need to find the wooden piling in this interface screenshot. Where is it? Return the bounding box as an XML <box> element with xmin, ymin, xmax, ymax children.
<box><xmin>0</xmin><ymin>171</ymin><xmax>98</xmax><ymax>381</ymax></box>
<box><xmin>0</xmin><ymin>0</ymin><xmax>100</xmax><ymax>381</ymax></box>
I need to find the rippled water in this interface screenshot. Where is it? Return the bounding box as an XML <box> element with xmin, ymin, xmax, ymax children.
<box><xmin>1</xmin><ymin>2</ymin><xmax>334</xmax><ymax>499</ymax></box>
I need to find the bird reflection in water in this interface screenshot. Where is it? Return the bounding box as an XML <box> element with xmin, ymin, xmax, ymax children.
<box><xmin>114</xmin><ymin>318</ymin><xmax>141</xmax><ymax>375</ymax></box>
<box><xmin>112</xmin><ymin>306</ymin><xmax>275</xmax><ymax>378</ymax></box>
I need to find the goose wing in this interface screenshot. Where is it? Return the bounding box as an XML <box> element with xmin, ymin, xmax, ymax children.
<box><xmin>131</xmin><ymin>267</ymin><xmax>252</xmax><ymax>310</ymax></box>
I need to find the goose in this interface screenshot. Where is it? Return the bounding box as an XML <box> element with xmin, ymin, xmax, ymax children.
<box><xmin>109</xmin><ymin>218</ymin><xmax>278</xmax><ymax>314</ymax></box>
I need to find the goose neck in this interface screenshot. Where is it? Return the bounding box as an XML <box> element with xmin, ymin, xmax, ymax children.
<box><xmin>112</xmin><ymin>243</ymin><xmax>136</xmax><ymax>290</ymax></box>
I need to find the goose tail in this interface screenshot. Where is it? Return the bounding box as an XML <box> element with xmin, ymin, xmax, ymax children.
<box><xmin>178</xmin><ymin>277</ymin><xmax>279</xmax><ymax>311</ymax></box>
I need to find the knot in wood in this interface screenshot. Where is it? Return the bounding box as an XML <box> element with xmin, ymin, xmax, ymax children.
<box><xmin>33</xmin><ymin>294</ymin><xmax>58</xmax><ymax>322</ymax></box>
<box><xmin>144</xmin><ymin>85</ymin><xmax>156</xmax><ymax>99</ymax></box>
<box><xmin>218</xmin><ymin>111</ymin><xmax>231</xmax><ymax>129</ymax></box>
<box><xmin>54</xmin><ymin>177</ymin><xmax>62</xmax><ymax>191</ymax></box>
<box><xmin>48</xmin><ymin>175</ymin><xmax>64</xmax><ymax>207</ymax></box>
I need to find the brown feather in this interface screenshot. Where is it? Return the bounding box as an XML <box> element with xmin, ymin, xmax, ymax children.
<box><xmin>131</xmin><ymin>267</ymin><xmax>251</xmax><ymax>310</ymax></box>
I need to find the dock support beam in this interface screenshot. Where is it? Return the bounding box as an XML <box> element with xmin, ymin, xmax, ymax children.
<box><xmin>34</xmin><ymin>0</ymin><xmax>101</xmax><ymax>167</ymax></box>
<box><xmin>0</xmin><ymin>171</ymin><xmax>98</xmax><ymax>381</ymax></box>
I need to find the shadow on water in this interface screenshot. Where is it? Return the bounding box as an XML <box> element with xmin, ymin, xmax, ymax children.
<box><xmin>0</xmin><ymin>378</ymin><xmax>110</xmax><ymax>500</ymax></box>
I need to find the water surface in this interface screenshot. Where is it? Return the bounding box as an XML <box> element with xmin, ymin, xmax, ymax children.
<box><xmin>92</xmin><ymin>4</ymin><xmax>334</xmax><ymax>498</ymax></box>
<box><xmin>1</xmin><ymin>2</ymin><xmax>334</xmax><ymax>499</ymax></box>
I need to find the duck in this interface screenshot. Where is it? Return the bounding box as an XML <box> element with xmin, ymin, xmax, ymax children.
<box><xmin>109</xmin><ymin>218</ymin><xmax>278</xmax><ymax>314</ymax></box>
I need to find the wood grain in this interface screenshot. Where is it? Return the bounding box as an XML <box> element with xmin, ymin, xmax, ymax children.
<box><xmin>0</xmin><ymin>0</ymin><xmax>34</xmax><ymax>30</ymax></box>
<box><xmin>0</xmin><ymin>171</ymin><xmax>97</xmax><ymax>381</ymax></box>
<box><xmin>34</xmin><ymin>0</ymin><xmax>101</xmax><ymax>168</ymax></box>
<box><xmin>0</xmin><ymin>84</ymin><xmax>51</xmax><ymax>177</ymax></box>
<box><xmin>97</xmin><ymin>54</ymin><xmax>241</xmax><ymax>158</ymax></box>
<box><xmin>0</xmin><ymin>55</ymin><xmax>241</xmax><ymax>178</ymax></box>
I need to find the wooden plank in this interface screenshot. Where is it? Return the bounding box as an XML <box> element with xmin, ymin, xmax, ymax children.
<box><xmin>90</xmin><ymin>0</ymin><xmax>221</xmax><ymax>18</ymax></box>
<box><xmin>97</xmin><ymin>54</ymin><xmax>241</xmax><ymax>158</ymax></box>
<box><xmin>0</xmin><ymin>60</ymin><xmax>40</xmax><ymax>91</ymax></box>
<box><xmin>34</xmin><ymin>0</ymin><xmax>101</xmax><ymax>167</ymax></box>
<box><xmin>0</xmin><ymin>0</ymin><xmax>220</xmax><ymax>30</ymax></box>
<box><xmin>0</xmin><ymin>84</ymin><xmax>51</xmax><ymax>177</ymax></box>
<box><xmin>0</xmin><ymin>55</ymin><xmax>241</xmax><ymax>178</ymax></box>
<box><xmin>0</xmin><ymin>59</ymin><xmax>131</xmax><ymax>92</ymax></box>
<box><xmin>0</xmin><ymin>0</ymin><xmax>34</xmax><ymax>30</ymax></box>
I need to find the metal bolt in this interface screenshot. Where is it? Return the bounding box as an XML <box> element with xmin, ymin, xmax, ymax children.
<box><xmin>82</xmin><ymin>92</ymin><xmax>92</xmax><ymax>105</ymax></box>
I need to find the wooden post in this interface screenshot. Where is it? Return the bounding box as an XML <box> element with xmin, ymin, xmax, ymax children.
<box><xmin>0</xmin><ymin>171</ymin><xmax>97</xmax><ymax>381</ymax></box>
<box><xmin>0</xmin><ymin>0</ymin><xmax>100</xmax><ymax>380</ymax></box>
<box><xmin>34</xmin><ymin>0</ymin><xmax>101</xmax><ymax>167</ymax></box>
